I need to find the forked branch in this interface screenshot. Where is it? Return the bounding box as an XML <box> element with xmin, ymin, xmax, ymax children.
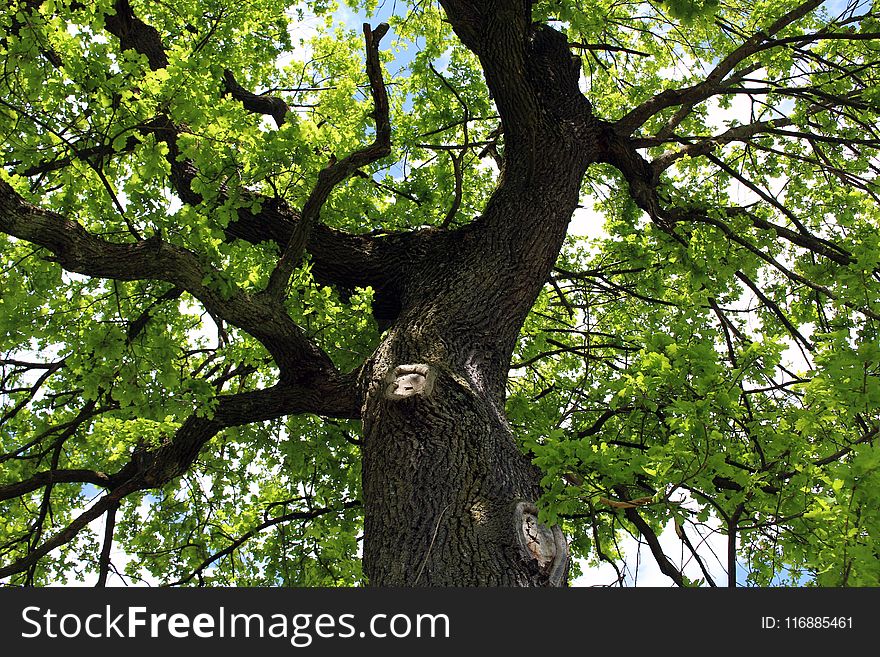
<box><xmin>265</xmin><ymin>23</ymin><xmax>392</xmax><ymax>299</ymax></box>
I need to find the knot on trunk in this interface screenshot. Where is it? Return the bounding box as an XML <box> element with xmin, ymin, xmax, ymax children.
<box><xmin>515</xmin><ymin>501</ymin><xmax>569</xmax><ymax>586</ymax></box>
<box><xmin>383</xmin><ymin>363</ymin><xmax>436</xmax><ymax>400</ymax></box>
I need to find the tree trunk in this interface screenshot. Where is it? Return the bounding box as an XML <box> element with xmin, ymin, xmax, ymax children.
<box><xmin>360</xmin><ymin>138</ymin><xmax>592</xmax><ymax>585</ymax></box>
<box><xmin>360</xmin><ymin>325</ymin><xmax>569</xmax><ymax>586</ymax></box>
<box><xmin>355</xmin><ymin>3</ymin><xmax>605</xmax><ymax>586</ymax></box>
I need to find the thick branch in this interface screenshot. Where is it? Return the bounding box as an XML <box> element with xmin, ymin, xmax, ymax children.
<box><xmin>0</xmin><ymin>470</ymin><xmax>113</xmax><ymax>502</ymax></box>
<box><xmin>569</xmin><ymin>42</ymin><xmax>650</xmax><ymax>57</ymax></box>
<box><xmin>0</xmin><ymin>380</ymin><xmax>360</xmax><ymax>579</ymax></box>
<box><xmin>222</xmin><ymin>69</ymin><xmax>289</xmax><ymax>127</ymax></box>
<box><xmin>702</xmin><ymin>206</ymin><xmax>853</xmax><ymax>268</ymax></box>
<box><xmin>105</xmin><ymin>379</ymin><xmax>359</xmax><ymax>492</ymax></box>
<box><xmin>575</xmin><ymin>408</ymin><xmax>634</xmax><ymax>439</ymax></box>
<box><xmin>438</xmin><ymin>1</ymin><xmax>593</xmax><ymax>154</ymax></box>
<box><xmin>0</xmin><ymin>181</ymin><xmax>335</xmax><ymax>380</ymax></box>
<box><xmin>0</xmin><ymin>481</ymin><xmax>139</xmax><ymax>579</ymax></box>
<box><xmin>126</xmin><ymin>286</ymin><xmax>185</xmax><ymax>344</ymax></box>
<box><xmin>103</xmin><ymin>0</ymin><xmax>169</xmax><ymax>70</ymax></box>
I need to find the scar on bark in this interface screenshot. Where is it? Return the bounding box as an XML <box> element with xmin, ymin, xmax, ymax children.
<box><xmin>383</xmin><ymin>364</ymin><xmax>437</xmax><ymax>400</ymax></box>
<box><xmin>515</xmin><ymin>501</ymin><xmax>569</xmax><ymax>586</ymax></box>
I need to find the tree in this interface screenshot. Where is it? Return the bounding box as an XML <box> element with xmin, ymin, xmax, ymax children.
<box><xmin>0</xmin><ymin>0</ymin><xmax>878</xmax><ymax>587</ymax></box>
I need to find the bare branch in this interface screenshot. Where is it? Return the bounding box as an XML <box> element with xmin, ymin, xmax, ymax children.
<box><xmin>569</xmin><ymin>42</ymin><xmax>650</xmax><ymax>57</ymax></box>
<box><xmin>0</xmin><ymin>401</ymin><xmax>101</xmax><ymax>465</ymax></box>
<box><xmin>703</xmin><ymin>153</ymin><xmax>810</xmax><ymax>234</ymax></box>
<box><xmin>95</xmin><ymin>501</ymin><xmax>119</xmax><ymax>587</ymax></box>
<box><xmin>265</xmin><ymin>23</ymin><xmax>392</xmax><ymax>299</ymax></box>
<box><xmin>575</xmin><ymin>407</ymin><xmax>634</xmax><ymax>439</ymax></box>
<box><xmin>126</xmin><ymin>286</ymin><xmax>185</xmax><ymax>344</ymax></box>
<box><xmin>615</xmin><ymin>487</ymin><xmax>685</xmax><ymax>586</ymax></box>
<box><xmin>735</xmin><ymin>270</ymin><xmax>814</xmax><ymax>352</ymax></box>
<box><xmin>675</xmin><ymin>521</ymin><xmax>718</xmax><ymax>587</ymax></box>
<box><xmin>428</xmin><ymin>62</ymin><xmax>469</xmax><ymax>230</ymax></box>
<box><xmin>0</xmin><ymin>360</ymin><xmax>63</xmax><ymax>426</ymax></box>
<box><xmin>165</xmin><ymin>501</ymin><xmax>361</xmax><ymax>586</ymax></box>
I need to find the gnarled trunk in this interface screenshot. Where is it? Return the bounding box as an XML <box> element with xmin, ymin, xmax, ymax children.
<box><xmin>361</xmin><ymin>343</ymin><xmax>567</xmax><ymax>586</ymax></box>
<box><xmin>359</xmin><ymin>135</ymin><xmax>594</xmax><ymax>585</ymax></box>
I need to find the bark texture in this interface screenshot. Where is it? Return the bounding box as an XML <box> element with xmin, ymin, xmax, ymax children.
<box><xmin>358</xmin><ymin>156</ymin><xmax>593</xmax><ymax>585</ymax></box>
<box><xmin>357</xmin><ymin>1</ymin><xmax>604</xmax><ymax>585</ymax></box>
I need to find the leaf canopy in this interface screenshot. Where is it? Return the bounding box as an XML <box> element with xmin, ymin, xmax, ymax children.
<box><xmin>1</xmin><ymin>0</ymin><xmax>878</xmax><ymax>586</ymax></box>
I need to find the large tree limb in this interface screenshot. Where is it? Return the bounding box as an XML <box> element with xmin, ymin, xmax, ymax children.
<box><xmin>0</xmin><ymin>470</ymin><xmax>113</xmax><ymax>502</ymax></box>
<box><xmin>8</xmin><ymin>3</ymin><xmax>408</xmax><ymax>336</ymax></box>
<box><xmin>0</xmin><ymin>180</ymin><xmax>336</xmax><ymax>381</ymax></box>
<box><xmin>221</xmin><ymin>69</ymin><xmax>289</xmax><ymax>127</ymax></box>
<box><xmin>107</xmin><ymin>378</ymin><xmax>360</xmax><ymax>492</ymax></box>
<box><xmin>103</xmin><ymin>0</ymin><xmax>169</xmax><ymax>70</ymax></box>
<box><xmin>0</xmin><ymin>478</ymin><xmax>140</xmax><ymax>579</ymax></box>
<box><xmin>0</xmin><ymin>378</ymin><xmax>360</xmax><ymax>579</ymax></box>
<box><xmin>438</xmin><ymin>0</ymin><xmax>593</xmax><ymax>157</ymax></box>
<box><xmin>616</xmin><ymin>0</ymin><xmax>825</xmax><ymax>135</ymax></box>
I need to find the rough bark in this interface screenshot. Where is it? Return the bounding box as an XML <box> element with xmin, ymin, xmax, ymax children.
<box><xmin>358</xmin><ymin>149</ymin><xmax>594</xmax><ymax>585</ymax></box>
<box><xmin>357</xmin><ymin>0</ymin><xmax>602</xmax><ymax>584</ymax></box>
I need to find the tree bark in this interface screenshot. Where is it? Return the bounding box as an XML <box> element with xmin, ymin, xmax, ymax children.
<box><xmin>351</xmin><ymin>0</ymin><xmax>609</xmax><ymax>587</ymax></box>
<box><xmin>359</xmin><ymin>130</ymin><xmax>596</xmax><ymax>585</ymax></box>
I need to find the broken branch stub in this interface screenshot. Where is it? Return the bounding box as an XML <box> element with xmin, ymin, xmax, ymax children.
<box><xmin>515</xmin><ymin>501</ymin><xmax>569</xmax><ymax>586</ymax></box>
<box><xmin>383</xmin><ymin>364</ymin><xmax>437</xmax><ymax>400</ymax></box>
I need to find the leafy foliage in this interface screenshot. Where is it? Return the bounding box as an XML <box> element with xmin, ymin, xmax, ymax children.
<box><xmin>1</xmin><ymin>0</ymin><xmax>878</xmax><ymax>586</ymax></box>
